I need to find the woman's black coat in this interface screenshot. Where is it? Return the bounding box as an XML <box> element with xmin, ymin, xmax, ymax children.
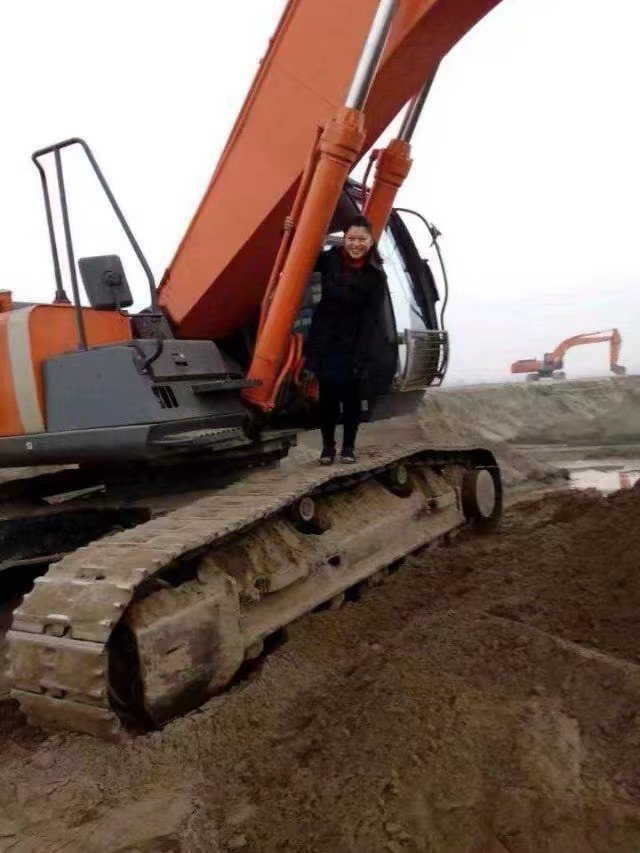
<box><xmin>303</xmin><ymin>246</ymin><xmax>387</xmax><ymax>383</ymax></box>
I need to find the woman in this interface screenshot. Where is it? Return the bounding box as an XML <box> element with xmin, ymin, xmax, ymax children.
<box><xmin>304</xmin><ymin>215</ymin><xmax>386</xmax><ymax>464</ymax></box>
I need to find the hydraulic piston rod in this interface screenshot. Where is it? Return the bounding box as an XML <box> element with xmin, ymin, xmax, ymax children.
<box><xmin>345</xmin><ymin>0</ymin><xmax>398</xmax><ymax>110</ymax></box>
<box><xmin>398</xmin><ymin>71</ymin><xmax>438</xmax><ymax>142</ymax></box>
<box><xmin>364</xmin><ymin>73</ymin><xmax>437</xmax><ymax>240</ymax></box>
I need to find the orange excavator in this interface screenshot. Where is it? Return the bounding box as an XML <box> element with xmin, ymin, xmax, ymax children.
<box><xmin>511</xmin><ymin>329</ymin><xmax>626</xmax><ymax>381</ymax></box>
<box><xmin>2</xmin><ymin>0</ymin><xmax>505</xmax><ymax>738</ymax></box>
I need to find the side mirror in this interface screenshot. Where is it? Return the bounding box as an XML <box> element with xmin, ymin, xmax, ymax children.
<box><xmin>78</xmin><ymin>254</ymin><xmax>133</xmax><ymax>310</ymax></box>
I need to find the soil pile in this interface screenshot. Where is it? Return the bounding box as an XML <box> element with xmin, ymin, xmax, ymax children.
<box><xmin>1</xmin><ymin>484</ymin><xmax>640</xmax><ymax>851</ymax></box>
<box><xmin>422</xmin><ymin>376</ymin><xmax>640</xmax><ymax>447</ymax></box>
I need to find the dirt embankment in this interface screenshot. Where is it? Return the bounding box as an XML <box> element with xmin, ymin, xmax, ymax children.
<box><xmin>1</xmin><ymin>481</ymin><xmax>640</xmax><ymax>851</ymax></box>
<box><xmin>417</xmin><ymin>377</ymin><xmax>640</xmax><ymax>490</ymax></box>
<box><xmin>422</xmin><ymin>377</ymin><xmax>640</xmax><ymax>447</ymax></box>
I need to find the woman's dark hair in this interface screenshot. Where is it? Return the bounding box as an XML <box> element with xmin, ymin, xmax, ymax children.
<box><xmin>344</xmin><ymin>214</ymin><xmax>383</xmax><ymax>264</ymax></box>
<box><xmin>344</xmin><ymin>214</ymin><xmax>373</xmax><ymax>235</ymax></box>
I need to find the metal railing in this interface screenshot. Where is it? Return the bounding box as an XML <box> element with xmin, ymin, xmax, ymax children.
<box><xmin>32</xmin><ymin>137</ymin><xmax>157</xmax><ymax>350</ymax></box>
<box><xmin>395</xmin><ymin>329</ymin><xmax>449</xmax><ymax>390</ymax></box>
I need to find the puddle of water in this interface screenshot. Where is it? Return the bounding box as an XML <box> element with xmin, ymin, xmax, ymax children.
<box><xmin>526</xmin><ymin>445</ymin><xmax>640</xmax><ymax>495</ymax></box>
<box><xmin>570</xmin><ymin>466</ymin><xmax>640</xmax><ymax>494</ymax></box>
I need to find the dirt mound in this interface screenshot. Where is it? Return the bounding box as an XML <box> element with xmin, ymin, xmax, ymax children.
<box><xmin>422</xmin><ymin>376</ymin><xmax>640</xmax><ymax>447</ymax></box>
<box><xmin>1</xmin><ymin>485</ymin><xmax>640</xmax><ymax>850</ymax></box>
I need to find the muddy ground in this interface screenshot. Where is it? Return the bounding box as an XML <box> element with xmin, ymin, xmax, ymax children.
<box><xmin>2</xmin><ymin>483</ymin><xmax>640</xmax><ymax>850</ymax></box>
<box><xmin>1</xmin><ymin>378</ymin><xmax>640</xmax><ymax>852</ymax></box>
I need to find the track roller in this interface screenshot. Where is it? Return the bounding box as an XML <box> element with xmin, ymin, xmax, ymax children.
<box><xmin>380</xmin><ymin>464</ymin><xmax>412</xmax><ymax>496</ymax></box>
<box><xmin>461</xmin><ymin>468</ymin><xmax>499</xmax><ymax>525</ymax></box>
<box><xmin>288</xmin><ymin>496</ymin><xmax>317</xmax><ymax>531</ymax></box>
<box><xmin>245</xmin><ymin>640</ymin><xmax>264</xmax><ymax>660</ymax></box>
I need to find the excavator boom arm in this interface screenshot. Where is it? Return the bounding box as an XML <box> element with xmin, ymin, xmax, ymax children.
<box><xmin>551</xmin><ymin>329</ymin><xmax>624</xmax><ymax>371</ymax></box>
<box><xmin>551</xmin><ymin>330</ymin><xmax>617</xmax><ymax>361</ymax></box>
<box><xmin>157</xmin><ymin>0</ymin><xmax>501</xmax><ymax>341</ymax></box>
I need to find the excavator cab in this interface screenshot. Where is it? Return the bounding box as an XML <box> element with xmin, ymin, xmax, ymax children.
<box><xmin>383</xmin><ymin>209</ymin><xmax>449</xmax><ymax>393</ymax></box>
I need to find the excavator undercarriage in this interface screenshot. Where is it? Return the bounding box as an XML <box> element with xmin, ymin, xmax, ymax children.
<box><xmin>4</xmin><ymin>439</ymin><xmax>499</xmax><ymax>738</ymax></box>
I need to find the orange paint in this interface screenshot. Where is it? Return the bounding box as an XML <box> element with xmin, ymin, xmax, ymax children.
<box><xmin>511</xmin><ymin>329</ymin><xmax>625</xmax><ymax>376</ymax></box>
<box><xmin>363</xmin><ymin>137</ymin><xmax>413</xmax><ymax>241</ymax></box>
<box><xmin>158</xmin><ymin>0</ymin><xmax>501</xmax><ymax>342</ymax></box>
<box><xmin>244</xmin><ymin>106</ymin><xmax>366</xmax><ymax>410</ymax></box>
<box><xmin>0</xmin><ymin>326</ymin><xmax>23</xmax><ymax>437</ymax></box>
<box><xmin>0</xmin><ymin>305</ymin><xmax>131</xmax><ymax>437</ymax></box>
<box><xmin>0</xmin><ymin>292</ymin><xmax>13</xmax><ymax>313</ymax></box>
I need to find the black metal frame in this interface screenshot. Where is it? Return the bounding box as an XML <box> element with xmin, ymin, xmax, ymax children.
<box><xmin>395</xmin><ymin>329</ymin><xmax>449</xmax><ymax>389</ymax></box>
<box><xmin>32</xmin><ymin>137</ymin><xmax>158</xmax><ymax>350</ymax></box>
<box><xmin>394</xmin><ymin>208</ymin><xmax>449</xmax><ymax>331</ymax></box>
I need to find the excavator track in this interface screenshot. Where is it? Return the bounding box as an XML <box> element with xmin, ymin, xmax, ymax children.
<box><xmin>7</xmin><ymin>442</ymin><xmax>500</xmax><ymax>739</ymax></box>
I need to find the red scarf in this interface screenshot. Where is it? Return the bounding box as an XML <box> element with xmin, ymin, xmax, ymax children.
<box><xmin>341</xmin><ymin>247</ymin><xmax>366</xmax><ymax>270</ymax></box>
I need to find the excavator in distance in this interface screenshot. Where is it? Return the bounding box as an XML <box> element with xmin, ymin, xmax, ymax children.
<box><xmin>2</xmin><ymin>0</ymin><xmax>504</xmax><ymax>738</ymax></box>
<box><xmin>511</xmin><ymin>329</ymin><xmax>626</xmax><ymax>381</ymax></box>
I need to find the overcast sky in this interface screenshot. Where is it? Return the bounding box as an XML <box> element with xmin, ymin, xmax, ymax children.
<box><xmin>1</xmin><ymin>0</ymin><xmax>638</xmax><ymax>383</ymax></box>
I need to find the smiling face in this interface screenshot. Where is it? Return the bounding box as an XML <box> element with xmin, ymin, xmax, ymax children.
<box><xmin>343</xmin><ymin>225</ymin><xmax>373</xmax><ymax>260</ymax></box>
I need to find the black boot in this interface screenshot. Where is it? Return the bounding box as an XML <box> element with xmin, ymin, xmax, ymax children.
<box><xmin>320</xmin><ymin>443</ymin><xmax>336</xmax><ymax>465</ymax></box>
<box><xmin>340</xmin><ymin>446</ymin><xmax>356</xmax><ymax>464</ymax></box>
